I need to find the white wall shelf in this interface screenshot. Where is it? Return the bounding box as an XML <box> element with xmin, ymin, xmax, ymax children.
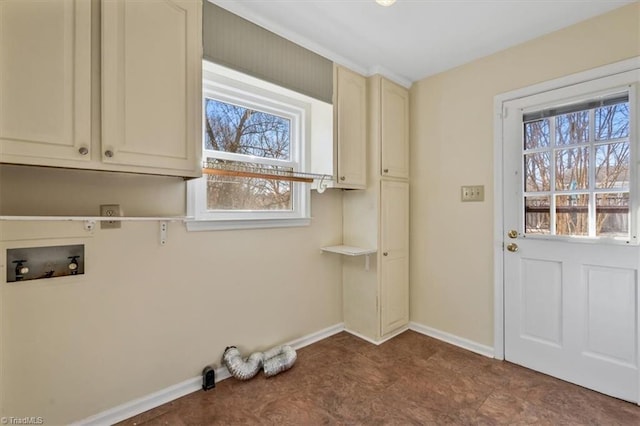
<box><xmin>321</xmin><ymin>245</ymin><xmax>376</xmax><ymax>270</ymax></box>
<box><xmin>321</xmin><ymin>245</ymin><xmax>376</xmax><ymax>256</ymax></box>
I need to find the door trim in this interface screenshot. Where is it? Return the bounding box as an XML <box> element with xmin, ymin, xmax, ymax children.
<box><xmin>493</xmin><ymin>56</ymin><xmax>640</xmax><ymax>361</ymax></box>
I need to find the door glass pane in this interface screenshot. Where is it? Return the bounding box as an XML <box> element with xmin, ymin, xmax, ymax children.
<box><xmin>596</xmin><ymin>193</ymin><xmax>629</xmax><ymax>237</ymax></box>
<box><xmin>524</xmin><ymin>119</ymin><xmax>550</xmax><ymax>149</ymax></box>
<box><xmin>525</xmin><ymin>152</ymin><xmax>551</xmax><ymax>192</ymax></box>
<box><xmin>521</xmin><ymin>92</ymin><xmax>631</xmax><ymax>240</ymax></box>
<box><xmin>555</xmin><ymin>147</ymin><xmax>589</xmax><ymax>190</ymax></box>
<box><xmin>595</xmin><ymin>142</ymin><xmax>630</xmax><ymax>189</ymax></box>
<box><xmin>525</xmin><ymin>196</ymin><xmax>550</xmax><ymax>234</ymax></box>
<box><xmin>556</xmin><ymin>111</ymin><xmax>589</xmax><ymax>145</ymax></box>
<box><xmin>556</xmin><ymin>194</ymin><xmax>589</xmax><ymax>236</ymax></box>
<box><xmin>595</xmin><ymin>102</ymin><xmax>629</xmax><ymax>141</ymax></box>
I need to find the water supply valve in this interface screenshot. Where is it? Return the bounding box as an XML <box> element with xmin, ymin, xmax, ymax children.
<box><xmin>13</xmin><ymin>260</ymin><xmax>29</xmax><ymax>281</ymax></box>
<box><xmin>68</xmin><ymin>256</ymin><xmax>80</xmax><ymax>275</ymax></box>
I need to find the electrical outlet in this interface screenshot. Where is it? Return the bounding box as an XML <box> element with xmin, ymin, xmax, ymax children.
<box><xmin>461</xmin><ymin>185</ymin><xmax>484</xmax><ymax>202</ymax></box>
<box><xmin>100</xmin><ymin>204</ymin><xmax>122</xmax><ymax>229</ymax></box>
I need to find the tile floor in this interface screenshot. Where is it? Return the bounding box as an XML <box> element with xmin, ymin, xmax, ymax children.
<box><xmin>118</xmin><ymin>331</ymin><xmax>640</xmax><ymax>425</ymax></box>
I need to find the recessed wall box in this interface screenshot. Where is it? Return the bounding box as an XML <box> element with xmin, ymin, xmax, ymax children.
<box><xmin>6</xmin><ymin>245</ymin><xmax>85</xmax><ymax>283</ymax></box>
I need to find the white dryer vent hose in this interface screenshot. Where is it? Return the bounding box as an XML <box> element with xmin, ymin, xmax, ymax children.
<box><xmin>222</xmin><ymin>345</ymin><xmax>297</xmax><ymax>380</ymax></box>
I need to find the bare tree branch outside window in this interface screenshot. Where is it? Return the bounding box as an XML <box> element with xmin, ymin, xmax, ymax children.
<box><xmin>204</xmin><ymin>98</ymin><xmax>293</xmax><ymax>211</ymax></box>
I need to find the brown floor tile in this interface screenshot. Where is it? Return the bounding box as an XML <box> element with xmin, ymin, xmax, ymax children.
<box><xmin>118</xmin><ymin>331</ymin><xmax>640</xmax><ymax>426</ymax></box>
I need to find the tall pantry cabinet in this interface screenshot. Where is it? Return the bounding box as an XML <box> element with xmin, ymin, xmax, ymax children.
<box><xmin>342</xmin><ymin>74</ymin><xmax>410</xmax><ymax>343</ymax></box>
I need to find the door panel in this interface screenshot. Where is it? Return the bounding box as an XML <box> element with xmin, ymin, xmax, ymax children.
<box><xmin>584</xmin><ymin>266</ymin><xmax>636</xmax><ymax>364</ymax></box>
<box><xmin>380</xmin><ymin>79</ymin><xmax>409</xmax><ymax>179</ymax></box>
<box><xmin>502</xmin><ymin>72</ymin><xmax>640</xmax><ymax>403</ymax></box>
<box><xmin>0</xmin><ymin>0</ymin><xmax>91</xmax><ymax>163</ymax></box>
<box><xmin>335</xmin><ymin>65</ymin><xmax>366</xmax><ymax>188</ymax></box>
<box><xmin>101</xmin><ymin>0</ymin><xmax>201</xmax><ymax>174</ymax></box>
<box><xmin>380</xmin><ymin>180</ymin><xmax>409</xmax><ymax>336</ymax></box>
<box><xmin>520</xmin><ymin>258</ymin><xmax>563</xmax><ymax>346</ymax></box>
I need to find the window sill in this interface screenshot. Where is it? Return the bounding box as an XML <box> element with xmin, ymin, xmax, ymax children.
<box><xmin>185</xmin><ymin>217</ymin><xmax>311</xmax><ymax>232</ymax></box>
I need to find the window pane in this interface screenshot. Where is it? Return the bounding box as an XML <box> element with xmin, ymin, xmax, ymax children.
<box><xmin>595</xmin><ymin>102</ymin><xmax>629</xmax><ymax>141</ymax></box>
<box><xmin>556</xmin><ymin>194</ymin><xmax>589</xmax><ymax>236</ymax></box>
<box><xmin>525</xmin><ymin>196</ymin><xmax>550</xmax><ymax>234</ymax></box>
<box><xmin>206</xmin><ymin>160</ymin><xmax>292</xmax><ymax>211</ymax></box>
<box><xmin>595</xmin><ymin>142</ymin><xmax>629</xmax><ymax>190</ymax></box>
<box><xmin>524</xmin><ymin>119</ymin><xmax>550</xmax><ymax>149</ymax></box>
<box><xmin>204</xmin><ymin>98</ymin><xmax>290</xmax><ymax>160</ymax></box>
<box><xmin>556</xmin><ymin>111</ymin><xmax>589</xmax><ymax>146</ymax></box>
<box><xmin>555</xmin><ymin>147</ymin><xmax>589</xmax><ymax>190</ymax></box>
<box><xmin>525</xmin><ymin>152</ymin><xmax>551</xmax><ymax>192</ymax></box>
<box><xmin>596</xmin><ymin>193</ymin><xmax>629</xmax><ymax>237</ymax></box>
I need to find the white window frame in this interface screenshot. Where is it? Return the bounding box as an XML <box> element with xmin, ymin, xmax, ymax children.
<box><xmin>186</xmin><ymin>61</ymin><xmax>313</xmax><ymax>231</ymax></box>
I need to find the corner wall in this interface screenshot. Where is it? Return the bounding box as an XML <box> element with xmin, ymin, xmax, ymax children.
<box><xmin>409</xmin><ymin>3</ymin><xmax>640</xmax><ymax>346</ymax></box>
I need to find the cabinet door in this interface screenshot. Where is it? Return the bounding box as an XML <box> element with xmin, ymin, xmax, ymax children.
<box><xmin>335</xmin><ymin>65</ymin><xmax>367</xmax><ymax>188</ymax></box>
<box><xmin>102</xmin><ymin>0</ymin><xmax>201</xmax><ymax>177</ymax></box>
<box><xmin>0</xmin><ymin>0</ymin><xmax>91</xmax><ymax>164</ymax></box>
<box><xmin>380</xmin><ymin>78</ymin><xmax>409</xmax><ymax>179</ymax></box>
<box><xmin>380</xmin><ymin>180</ymin><xmax>409</xmax><ymax>336</ymax></box>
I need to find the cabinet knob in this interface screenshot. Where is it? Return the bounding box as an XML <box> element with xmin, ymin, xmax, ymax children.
<box><xmin>104</xmin><ymin>150</ymin><xmax>114</xmax><ymax>158</ymax></box>
<box><xmin>78</xmin><ymin>146</ymin><xmax>89</xmax><ymax>156</ymax></box>
<box><xmin>340</xmin><ymin>176</ymin><xmax>346</xmax><ymax>181</ymax></box>
<box><xmin>383</xmin><ymin>252</ymin><xmax>389</xmax><ymax>256</ymax></box>
<box><xmin>383</xmin><ymin>169</ymin><xmax>389</xmax><ymax>173</ymax></box>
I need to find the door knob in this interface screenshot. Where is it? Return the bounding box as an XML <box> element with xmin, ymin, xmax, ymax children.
<box><xmin>506</xmin><ymin>243</ymin><xmax>519</xmax><ymax>253</ymax></box>
<box><xmin>508</xmin><ymin>230</ymin><xmax>518</xmax><ymax>239</ymax></box>
<box><xmin>104</xmin><ymin>150</ymin><xmax>114</xmax><ymax>158</ymax></box>
<box><xmin>383</xmin><ymin>252</ymin><xmax>388</xmax><ymax>256</ymax></box>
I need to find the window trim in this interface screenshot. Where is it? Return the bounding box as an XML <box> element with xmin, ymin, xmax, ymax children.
<box><xmin>186</xmin><ymin>61</ymin><xmax>314</xmax><ymax>231</ymax></box>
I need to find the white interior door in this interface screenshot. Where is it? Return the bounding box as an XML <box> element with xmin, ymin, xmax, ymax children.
<box><xmin>502</xmin><ymin>71</ymin><xmax>640</xmax><ymax>402</ymax></box>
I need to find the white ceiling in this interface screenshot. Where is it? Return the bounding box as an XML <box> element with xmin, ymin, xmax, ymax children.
<box><xmin>209</xmin><ymin>0</ymin><xmax>636</xmax><ymax>87</ymax></box>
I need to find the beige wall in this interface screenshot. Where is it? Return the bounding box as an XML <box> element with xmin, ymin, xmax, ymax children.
<box><xmin>0</xmin><ymin>165</ymin><xmax>343</xmax><ymax>423</ymax></box>
<box><xmin>409</xmin><ymin>3</ymin><xmax>640</xmax><ymax>346</ymax></box>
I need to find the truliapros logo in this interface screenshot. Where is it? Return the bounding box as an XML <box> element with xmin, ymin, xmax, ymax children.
<box><xmin>0</xmin><ymin>418</ymin><xmax>44</xmax><ymax>425</ymax></box>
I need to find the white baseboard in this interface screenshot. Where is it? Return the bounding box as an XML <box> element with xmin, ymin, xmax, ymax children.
<box><xmin>74</xmin><ymin>322</ymin><xmax>345</xmax><ymax>426</ymax></box>
<box><xmin>409</xmin><ymin>322</ymin><xmax>495</xmax><ymax>358</ymax></box>
<box><xmin>287</xmin><ymin>323</ymin><xmax>345</xmax><ymax>350</ymax></box>
<box><xmin>344</xmin><ymin>325</ymin><xmax>409</xmax><ymax>346</ymax></box>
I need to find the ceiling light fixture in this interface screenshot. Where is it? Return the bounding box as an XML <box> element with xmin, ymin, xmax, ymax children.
<box><xmin>376</xmin><ymin>0</ymin><xmax>396</xmax><ymax>6</ymax></box>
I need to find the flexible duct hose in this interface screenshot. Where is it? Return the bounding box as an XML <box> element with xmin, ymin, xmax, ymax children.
<box><xmin>262</xmin><ymin>345</ymin><xmax>297</xmax><ymax>377</ymax></box>
<box><xmin>222</xmin><ymin>345</ymin><xmax>297</xmax><ymax>380</ymax></box>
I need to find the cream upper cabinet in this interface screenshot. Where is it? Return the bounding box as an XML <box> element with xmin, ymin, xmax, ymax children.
<box><xmin>334</xmin><ymin>65</ymin><xmax>366</xmax><ymax>189</ymax></box>
<box><xmin>0</xmin><ymin>0</ymin><xmax>92</xmax><ymax>165</ymax></box>
<box><xmin>0</xmin><ymin>0</ymin><xmax>202</xmax><ymax>178</ymax></box>
<box><xmin>101</xmin><ymin>0</ymin><xmax>201</xmax><ymax>176</ymax></box>
<box><xmin>380</xmin><ymin>180</ymin><xmax>409</xmax><ymax>336</ymax></box>
<box><xmin>379</xmin><ymin>78</ymin><xmax>409</xmax><ymax>179</ymax></box>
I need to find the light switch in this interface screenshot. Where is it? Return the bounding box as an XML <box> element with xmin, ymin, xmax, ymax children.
<box><xmin>461</xmin><ymin>185</ymin><xmax>484</xmax><ymax>202</ymax></box>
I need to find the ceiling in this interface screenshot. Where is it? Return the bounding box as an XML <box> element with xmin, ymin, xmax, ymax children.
<box><xmin>209</xmin><ymin>0</ymin><xmax>636</xmax><ymax>87</ymax></box>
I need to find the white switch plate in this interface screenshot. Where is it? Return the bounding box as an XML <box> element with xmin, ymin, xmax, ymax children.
<box><xmin>461</xmin><ymin>185</ymin><xmax>484</xmax><ymax>202</ymax></box>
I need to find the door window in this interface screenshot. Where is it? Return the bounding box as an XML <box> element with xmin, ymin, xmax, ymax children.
<box><xmin>522</xmin><ymin>93</ymin><xmax>632</xmax><ymax>240</ymax></box>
